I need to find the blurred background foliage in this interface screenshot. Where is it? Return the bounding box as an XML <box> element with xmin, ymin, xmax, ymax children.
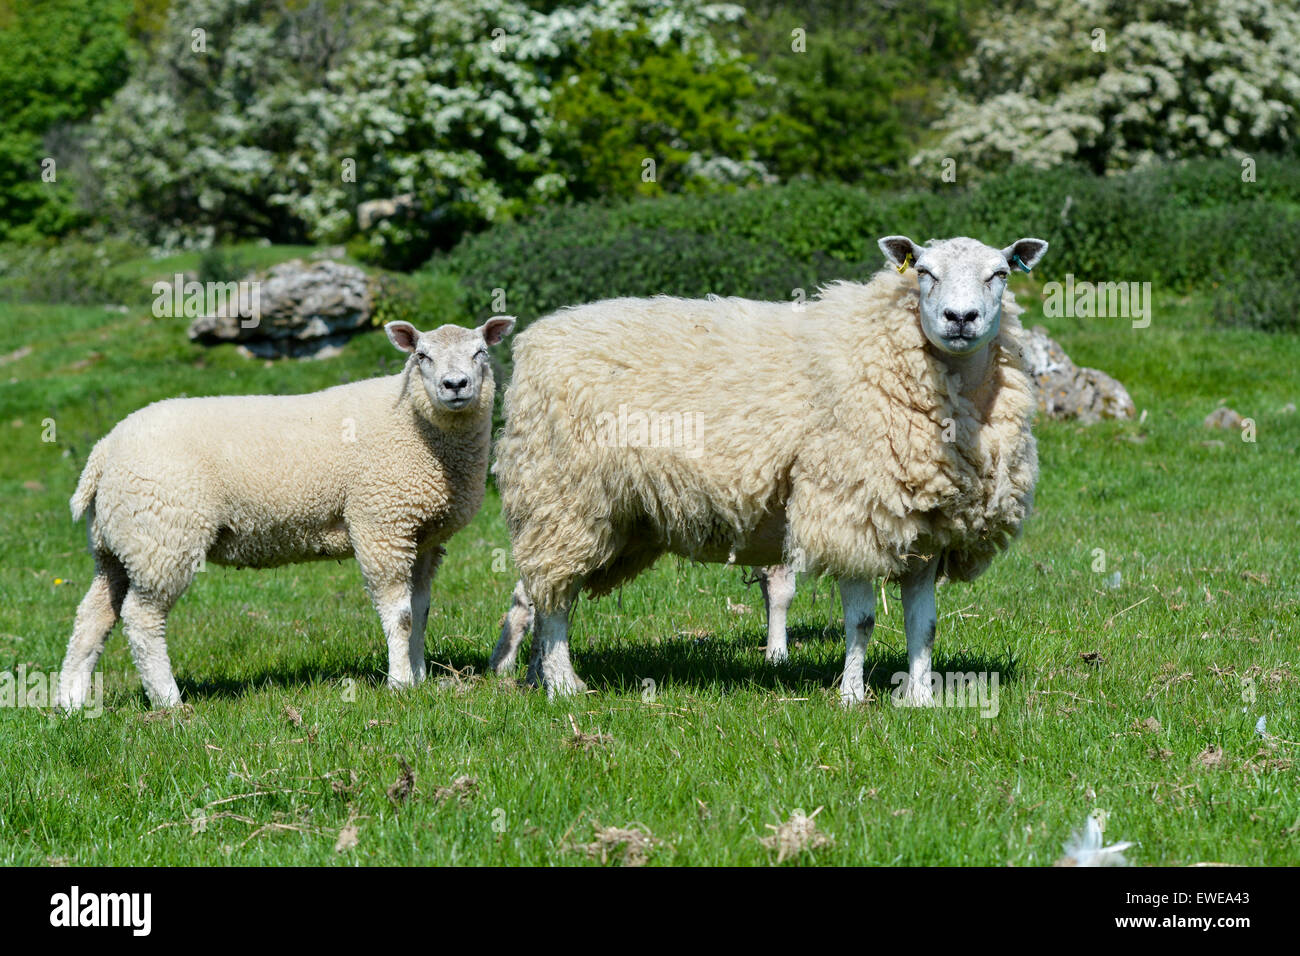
<box><xmin>1</xmin><ymin>0</ymin><xmax>1297</xmax><ymax>327</ymax></box>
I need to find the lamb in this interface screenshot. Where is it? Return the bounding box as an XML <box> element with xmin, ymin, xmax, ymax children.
<box><xmin>493</xmin><ymin>235</ymin><xmax>1045</xmax><ymax>702</ymax></box>
<box><xmin>56</xmin><ymin>317</ymin><xmax>514</xmax><ymax>710</ymax></box>
<box><xmin>489</xmin><ymin>563</ymin><xmax>796</xmax><ymax>678</ymax></box>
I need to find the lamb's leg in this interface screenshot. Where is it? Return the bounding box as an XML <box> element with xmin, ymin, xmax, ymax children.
<box><xmin>759</xmin><ymin>565</ymin><xmax>796</xmax><ymax>663</ymax></box>
<box><xmin>838</xmin><ymin>577</ymin><xmax>876</xmax><ymax>705</ymax></box>
<box><xmin>490</xmin><ymin>579</ymin><xmax>534</xmax><ymax>676</ymax></box>
<box><xmin>532</xmin><ymin>599</ymin><xmax>588</xmax><ymax>699</ymax></box>
<box><xmin>407</xmin><ymin>547</ymin><xmax>442</xmax><ymax>685</ymax></box>
<box><xmin>354</xmin><ymin>539</ymin><xmax>422</xmax><ymax>689</ymax></box>
<box><xmin>900</xmin><ymin>558</ymin><xmax>939</xmax><ymax>706</ymax></box>
<box><xmin>121</xmin><ymin>586</ymin><xmax>182</xmax><ymax>708</ymax></box>
<box><xmin>57</xmin><ymin>552</ymin><xmax>128</xmax><ymax>710</ymax></box>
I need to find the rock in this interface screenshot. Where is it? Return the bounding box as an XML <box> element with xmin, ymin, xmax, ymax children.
<box><xmin>187</xmin><ymin>259</ymin><xmax>373</xmax><ymax>359</ymax></box>
<box><xmin>1022</xmin><ymin>326</ymin><xmax>1136</xmax><ymax>423</ymax></box>
<box><xmin>1204</xmin><ymin>406</ymin><xmax>1243</xmax><ymax>429</ymax></box>
<box><xmin>357</xmin><ymin>193</ymin><xmax>416</xmax><ymax>231</ymax></box>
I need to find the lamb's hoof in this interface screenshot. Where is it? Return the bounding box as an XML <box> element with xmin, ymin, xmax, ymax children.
<box><xmin>489</xmin><ymin>651</ymin><xmax>518</xmax><ymax>677</ymax></box>
<box><xmin>55</xmin><ymin>682</ymin><xmax>83</xmax><ymax>713</ymax></box>
<box><xmin>839</xmin><ymin>680</ymin><xmax>866</xmax><ymax>707</ymax></box>
<box><xmin>765</xmin><ymin>647</ymin><xmax>789</xmax><ymax>665</ymax></box>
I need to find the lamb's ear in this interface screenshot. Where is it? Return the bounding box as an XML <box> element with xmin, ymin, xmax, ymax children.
<box><xmin>385</xmin><ymin>321</ymin><xmax>420</xmax><ymax>353</ymax></box>
<box><xmin>878</xmin><ymin>235</ymin><xmax>923</xmax><ymax>271</ymax></box>
<box><xmin>1002</xmin><ymin>238</ymin><xmax>1049</xmax><ymax>273</ymax></box>
<box><xmin>480</xmin><ymin>316</ymin><xmax>515</xmax><ymax>346</ymax></box>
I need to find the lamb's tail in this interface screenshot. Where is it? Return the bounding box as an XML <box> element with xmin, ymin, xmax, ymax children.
<box><xmin>70</xmin><ymin>443</ymin><xmax>105</xmax><ymax>522</ymax></box>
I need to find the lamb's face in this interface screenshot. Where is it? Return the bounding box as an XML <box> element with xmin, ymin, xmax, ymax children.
<box><xmin>386</xmin><ymin>318</ymin><xmax>515</xmax><ymax>413</ymax></box>
<box><xmin>878</xmin><ymin>235</ymin><xmax>1048</xmax><ymax>357</ymax></box>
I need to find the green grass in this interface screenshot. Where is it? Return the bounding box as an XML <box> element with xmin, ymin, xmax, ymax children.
<box><xmin>0</xmin><ymin>259</ymin><xmax>1297</xmax><ymax>866</ymax></box>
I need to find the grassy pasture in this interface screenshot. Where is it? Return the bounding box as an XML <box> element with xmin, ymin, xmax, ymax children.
<box><xmin>0</xmin><ymin>260</ymin><xmax>1296</xmax><ymax>865</ymax></box>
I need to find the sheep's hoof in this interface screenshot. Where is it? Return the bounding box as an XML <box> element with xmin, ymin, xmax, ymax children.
<box><xmin>764</xmin><ymin>646</ymin><xmax>789</xmax><ymax>664</ymax></box>
<box><xmin>899</xmin><ymin>683</ymin><xmax>936</xmax><ymax>708</ymax></box>
<box><xmin>839</xmin><ymin>681</ymin><xmax>866</xmax><ymax>707</ymax></box>
<box><xmin>489</xmin><ymin>650</ymin><xmax>519</xmax><ymax>676</ymax></box>
<box><xmin>544</xmin><ymin>674</ymin><xmax>589</xmax><ymax>699</ymax></box>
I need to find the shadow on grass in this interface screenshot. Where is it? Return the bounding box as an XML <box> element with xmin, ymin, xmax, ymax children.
<box><xmin>172</xmin><ymin>634</ymin><xmax>1016</xmax><ymax>703</ymax></box>
<box><xmin>176</xmin><ymin>657</ymin><xmax>389</xmax><ymax>701</ymax></box>
<box><xmin>570</xmin><ymin>641</ymin><xmax>1018</xmax><ymax>697</ymax></box>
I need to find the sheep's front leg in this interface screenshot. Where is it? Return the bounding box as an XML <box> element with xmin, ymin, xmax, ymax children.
<box><xmin>759</xmin><ymin>565</ymin><xmax>796</xmax><ymax>663</ymax></box>
<box><xmin>356</xmin><ymin>542</ymin><xmax>422</xmax><ymax>690</ymax></box>
<box><xmin>407</xmin><ymin>547</ymin><xmax>442</xmax><ymax>685</ymax></box>
<box><xmin>490</xmin><ymin>579</ymin><xmax>534</xmax><ymax>676</ymax></box>
<box><xmin>900</xmin><ymin>558</ymin><xmax>939</xmax><ymax>706</ymax></box>
<box><xmin>532</xmin><ymin>603</ymin><xmax>588</xmax><ymax>699</ymax></box>
<box><xmin>838</xmin><ymin>577</ymin><xmax>876</xmax><ymax>705</ymax></box>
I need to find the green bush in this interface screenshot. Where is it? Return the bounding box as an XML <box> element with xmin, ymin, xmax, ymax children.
<box><xmin>0</xmin><ymin>0</ymin><xmax>132</xmax><ymax>241</ymax></box>
<box><xmin>428</xmin><ymin>155</ymin><xmax>1300</xmax><ymax>340</ymax></box>
<box><xmin>548</xmin><ymin>27</ymin><xmax>792</xmax><ymax>202</ymax></box>
<box><xmin>427</xmin><ymin>201</ymin><xmax>860</xmax><ymax>326</ymax></box>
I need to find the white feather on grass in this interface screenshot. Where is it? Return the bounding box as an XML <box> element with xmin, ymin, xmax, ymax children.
<box><xmin>1055</xmin><ymin>815</ymin><xmax>1134</xmax><ymax>867</ymax></box>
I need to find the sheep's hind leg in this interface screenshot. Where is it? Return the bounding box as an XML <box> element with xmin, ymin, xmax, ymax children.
<box><xmin>121</xmin><ymin>586</ymin><xmax>182</xmax><ymax>708</ymax></box>
<box><xmin>57</xmin><ymin>552</ymin><xmax>128</xmax><ymax>710</ymax></box>
<box><xmin>490</xmin><ymin>579</ymin><xmax>534</xmax><ymax>676</ymax></box>
<box><xmin>838</xmin><ymin>578</ymin><xmax>876</xmax><ymax>705</ymax></box>
<box><xmin>532</xmin><ymin>596</ymin><xmax>587</xmax><ymax>699</ymax></box>
<box><xmin>759</xmin><ymin>565</ymin><xmax>796</xmax><ymax>663</ymax></box>
<box><xmin>900</xmin><ymin>558</ymin><xmax>939</xmax><ymax>706</ymax></box>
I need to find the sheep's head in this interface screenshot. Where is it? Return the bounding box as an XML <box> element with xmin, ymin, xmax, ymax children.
<box><xmin>878</xmin><ymin>235</ymin><xmax>1048</xmax><ymax>356</ymax></box>
<box><xmin>386</xmin><ymin>317</ymin><xmax>515</xmax><ymax>413</ymax></box>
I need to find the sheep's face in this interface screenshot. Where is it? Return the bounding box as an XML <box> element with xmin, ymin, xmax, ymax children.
<box><xmin>386</xmin><ymin>318</ymin><xmax>515</xmax><ymax>413</ymax></box>
<box><xmin>878</xmin><ymin>235</ymin><xmax>1048</xmax><ymax>357</ymax></box>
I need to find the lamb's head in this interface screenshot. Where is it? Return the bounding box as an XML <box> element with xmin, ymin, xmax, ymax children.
<box><xmin>878</xmin><ymin>235</ymin><xmax>1048</xmax><ymax>356</ymax></box>
<box><xmin>386</xmin><ymin>317</ymin><xmax>515</xmax><ymax>413</ymax></box>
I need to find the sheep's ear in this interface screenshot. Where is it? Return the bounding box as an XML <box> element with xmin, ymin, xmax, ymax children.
<box><xmin>385</xmin><ymin>321</ymin><xmax>420</xmax><ymax>353</ymax></box>
<box><xmin>480</xmin><ymin>316</ymin><xmax>515</xmax><ymax>346</ymax></box>
<box><xmin>878</xmin><ymin>235</ymin><xmax>922</xmax><ymax>271</ymax></box>
<box><xmin>1002</xmin><ymin>238</ymin><xmax>1049</xmax><ymax>273</ymax></box>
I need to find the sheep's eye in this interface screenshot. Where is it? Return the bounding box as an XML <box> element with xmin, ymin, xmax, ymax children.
<box><xmin>415</xmin><ymin>352</ymin><xmax>430</xmax><ymax>363</ymax></box>
<box><xmin>916</xmin><ymin>268</ymin><xmax>934</xmax><ymax>281</ymax></box>
<box><xmin>990</xmin><ymin>271</ymin><xmax>1009</xmax><ymax>282</ymax></box>
<box><xmin>474</xmin><ymin>348</ymin><xmax>488</xmax><ymax>361</ymax></box>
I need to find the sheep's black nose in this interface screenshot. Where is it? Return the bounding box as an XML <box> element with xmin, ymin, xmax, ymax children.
<box><xmin>943</xmin><ymin>309</ymin><xmax>980</xmax><ymax>327</ymax></box>
<box><xmin>442</xmin><ymin>375</ymin><xmax>470</xmax><ymax>392</ymax></box>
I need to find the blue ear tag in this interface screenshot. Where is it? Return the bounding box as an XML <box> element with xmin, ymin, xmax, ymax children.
<box><xmin>896</xmin><ymin>252</ymin><xmax>912</xmax><ymax>274</ymax></box>
<box><xmin>1012</xmin><ymin>254</ymin><xmax>1032</xmax><ymax>273</ymax></box>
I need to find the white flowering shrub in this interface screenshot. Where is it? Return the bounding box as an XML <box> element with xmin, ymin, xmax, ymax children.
<box><xmin>914</xmin><ymin>0</ymin><xmax>1300</xmax><ymax>174</ymax></box>
<box><xmin>87</xmin><ymin>0</ymin><xmax>356</xmax><ymax>249</ymax></box>
<box><xmin>310</xmin><ymin>0</ymin><xmax>753</xmax><ymax>266</ymax></box>
<box><xmin>86</xmin><ymin>0</ymin><xmax>755</xmax><ymax>259</ymax></box>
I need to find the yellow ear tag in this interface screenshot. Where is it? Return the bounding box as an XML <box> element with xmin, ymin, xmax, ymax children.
<box><xmin>896</xmin><ymin>253</ymin><xmax>912</xmax><ymax>274</ymax></box>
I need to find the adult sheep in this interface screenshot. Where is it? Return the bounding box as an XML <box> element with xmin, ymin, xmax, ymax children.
<box><xmin>56</xmin><ymin>317</ymin><xmax>514</xmax><ymax>710</ymax></box>
<box><xmin>494</xmin><ymin>235</ymin><xmax>1046</xmax><ymax>703</ymax></box>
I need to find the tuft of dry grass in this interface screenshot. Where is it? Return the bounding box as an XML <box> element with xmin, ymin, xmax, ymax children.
<box><xmin>570</xmin><ymin>823</ymin><xmax>661</xmax><ymax>867</ymax></box>
<box><xmin>760</xmin><ymin>807</ymin><xmax>833</xmax><ymax>863</ymax></box>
